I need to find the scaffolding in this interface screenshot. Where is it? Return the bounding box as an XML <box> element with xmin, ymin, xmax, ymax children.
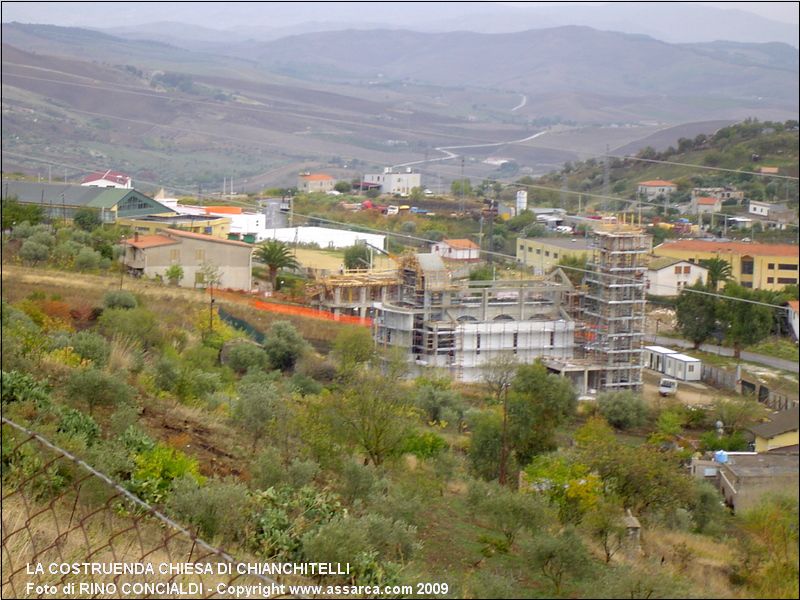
<box><xmin>582</xmin><ymin>225</ymin><xmax>651</xmax><ymax>390</ymax></box>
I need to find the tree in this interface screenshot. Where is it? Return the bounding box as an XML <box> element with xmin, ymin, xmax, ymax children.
<box><xmin>523</xmin><ymin>528</ymin><xmax>592</xmax><ymax>595</ymax></box>
<box><xmin>334</xmin><ymin>181</ymin><xmax>352</xmax><ymax>194</ymax></box>
<box><xmin>165</xmin><ymin>264</ymin><xmax>184</xmax><ymax>286</ymax></box>
<box><xmin>66</xmin><ymin>368</ymin><xmax>133</xmax><ymax>415</ymax></box>
<box><xmin>700</xmin><ymin>257</ymin><xmax>732</xmax><ymax>291</ymax></box>
<box><xmin>198</xmin><ymin>261</ymin><xmax>222</xmax><ymax>288</ymax></box>
<box><xmin>263</xmin><ymin>321</ymin><xmax>308</xmax><ymax>371</ymax></box>
<box><xmin>467</xmin><ymin>480</ymin><xmax>547</xmax><ymax>547</ymax></box>
<box><xmin>583</xmin><ymin>498</ymin><xmax>626</xmax><ymax>562</ymax></box>
<box><xmin>233</xmin><ymin>372</ymin><xmax>283</xmax><ymax>452</ymax></box>
<box><xmin>523</xmin><ymin>453</ymin><xmax>603</xmax><ymax>524</ymax></box>
<box><xmin>343</xmin><ymin>244</ymin><xmax>371</xmax><ymax>270</ymax></box>
<box><xmin>451</xmin><ymin>178</ymin><xmax>472</xmax><ymax>197</ymax></box>
<box><xmin>2</xmin><ymin>197</ymin><xmax>43</xmax><ymax>229</ymax></box>
<box><xmin>597</xmin><ymin>391</ymin><xmax>649</xmax><ymax>430</ymax></box>
<box><xmin>331</xmin><ymin>326</ymin><xmax>375</xmax><ymax>377</ymax></box>
<box><xmin>719</xmin><ymin>282</ymin><xmax>774</xmax><ymax>358</ymax></box>
<box><xmin>468</xmin><ymin>410</ymin><xmax>504</xmax><ymax>480</ymax></box>
<box><xmin>328</xmin><ymin>371</ymin><xmax>414</xmax><ymax>466</ymax></box>
<box><xmin>557</xmin><ymin>254</ymin><xmax>588</xmax><ymax>286</ymax></box>
<box><xmin>508</xmin><ymin>361</ymin><xmax>577</xmax><ymax>465</ymax></box>
<box><xmin>675</xmin><ymin>281</ymin><xmax>718</xmax><ymax>349</ymax></box>
<box><xmin>255</xmin><ymin>240</ymin><xmax>299</xmax><ymax>288</ymax></box>
<box><xmin>19</xmin><ymin>240</ymin><xmax>50</xmax><ymax>265</ymax></box>
<box><xmin>73</xmin><ymin>207</ymin><xmax>102</xmax><ymax>232</ymax></box>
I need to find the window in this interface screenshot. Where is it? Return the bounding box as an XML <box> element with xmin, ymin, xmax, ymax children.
<box><xmin>545</xmin><ymin>251</ymin><xmax>550</xmax><ymax>257</ymax></box>
<box><xmin>767</xmin><ymin>277</ymin><xmax>774</xmax><ymax>284</ymax></box>
<box><xmin>195</xmin><ymin>249</ymin><xmax>205</xmax><ymax>261</ymax></box>
<box><xmin>742</xmin><ymin>282</ymin><xmax>753</xmax><ymax>288</ymax></box>
<box><xmin>768</xmin><ymin>263</ymin><xmax>775</xmax><ymax>269</ymax></box>
<box><xmin>688</xmin><ymin>365</ymin><xmax>695</xmax><ymax>373</ymax></box>
<box><xmin>740</xmin><ymin>260</ymin><xmax>754</xmax><ymax>275</ymax></box>
<box><xmin>476</xmin><ymin>333</ymin><xmax>481</xmax><ymax>355</ymax></box>
<box><xmin>778</xmin><ymin>264</ymin><xmax>798</xmax><ymax>271</ymax></box>
<box><xmin>674</xmin><ymin>266</ymin><xmax>682</xmax><ymax>274</ymax></box>
<box><xmin>170</xmin><ymin>249</ymin><xmax>180</xmax><ymax>261</ymax></box>
<box><xmin>553</xmin><ymin>253</ymin><xmax>559</xmax><ymax>259</ymax></box>
<box><xmin>513</xmin><ymin>332</ymin><xmax>518</xmax><ymax>354</ymax></box>
<box><xmin>683</xmin><ymin>266</ymin><xmax>691</xmax><ymax>274</ymax></box>
<box><xmin>549</xmin><ymin>331</ymin><xmax>555</xmax><ymax>346</ymax></box>
<box><xmin>777</xmin><ymin>277</ymin><xmax>797</xmax><ymax>284</ymax></box>
<box><xmin>536</xmin><ymin>249</ymin><xmax>541</xmax><ymax>255</ymax></box>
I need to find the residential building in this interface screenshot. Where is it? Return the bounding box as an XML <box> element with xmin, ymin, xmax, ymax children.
<box><xmin>431</xmin><ymin>239</ymin><xmax>481</xmax><ymax>261</ymax></box>
<box><xmin>747</xmin><ymin>201</ymin><xmax>796</xmax><ymax>230</ymax></box>
<box><xmin>786</xmin><ymin>300</ymin><xmax>800</xmax><ymax>341</ymax></box>
<box><xmin>637</xmin><ymin>180</ymin><xmax>676</xmax><ymax>201</ymax></box>
<box><xmin>692</xmin><ymin>196</ymin><xmax>721</xmax><ymax>215</ymax></box>
<box><xmin>81</xmin><ymin>170</ymin><xmax>132</xmax><ymax>189</ymax></box>
<box><xmin>121</xmin><ymin>229</ymin><xmax>253</xmax><ymax>290</ymax></box>
<box><xmin>748</xmin><ymin>200</ymin><xmax>774</xmax><ymax>218</ymax></box>
<box><xmin>716</xmin><ymin>453</ymin><xmax>799</xmax><ymax>512</ymax></box>
<box><xmin>373</xmin><ymin>254</ymin><xmax>575</xmax><ymax>382</ymax></box>
<box><xmin>516</xmin><ymin>236</ymin><xmax>593</xmax><ymax>275</ymax></box>
<box><xmin>309</xmin><ymin>269</ymin><xmax>401</xmax><ymax>320</ymax></box>
<box><xmin>117</xmin><ymin>214</ymin><xmax>231</xmax><ymax>238</ymax></box>
<box><xmin>298</xmin><ymin>173</ymin><xmax>336</xmax><ymax>193</ymax></box>
<box><xmin>261</xmin><ymin>226</ymin><xmax>386</xmax><ymax>251</ymax></box>
<box><xmin>652</xmin><ymin>239</ymin><xmax>800</xmax><ymax>291</ymax></box>
<box><xmin>748</xmin><ymin>407</ymin><xmax>799</xmax><ymax>454</ymax></box>
<box><xmin>364</xmin><ymin>168</ymin><xmax>421</xmax><ymax>195</ymax></box>
<box><xmin>2</xmin><ymin>181</ymin><xmax>173</xmax><ymax>223</ymax></box>
<box><xmin>691</xmin><ymin>187</ymin><xmax>744</xmax><ymax>203</ymax></box>
<box><xmin>646</xmin><ymin>256</ymin><xmax>708</xmax><ymax>296</ymax></box>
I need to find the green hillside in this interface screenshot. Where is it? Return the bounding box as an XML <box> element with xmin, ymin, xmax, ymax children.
<box><xmin>532</xmin><ymin>119</ymin><xmax>799</xmax><ymax>211</ymax></box>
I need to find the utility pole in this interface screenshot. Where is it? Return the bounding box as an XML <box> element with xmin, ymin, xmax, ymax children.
<box><xmin>498</xmin><ymin>383</ymin><xmax>510</xmax><ymax>486</ymax></box>
<box><xmin>209</xmin><ymin>284</ymin><xmax>215</xmax><ymax>334</ymax></box>
<box><xmin>459</xmin><ymin>156</ymin><xmax>465</xmax><ymax>214</ymax></box>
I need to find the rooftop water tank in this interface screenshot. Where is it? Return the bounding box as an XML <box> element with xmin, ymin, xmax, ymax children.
<box><xmin>714</xmin><ymin>450</ymin><xmax>728</xmax><ymax>464</ymax></box>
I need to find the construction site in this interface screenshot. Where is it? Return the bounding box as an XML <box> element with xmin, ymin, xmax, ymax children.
<box><xmin>308</xmin><ymin>223</ymin><xmax>651</xmax><ymax>389</ymax></box>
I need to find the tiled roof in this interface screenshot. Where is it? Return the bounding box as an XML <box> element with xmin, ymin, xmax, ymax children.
<box><xmin>443</xmin><ymin>238</ymin><xmax>480</xmax><ymax>250</ymax></box>
<box><xmin>639</xmin><ymin>180</ymin><xmax>676</xmax><ymax>187</ymax></box>
<box><xmin>82</xmin><ymin>170</ymin><xmax>130</xmax><ymax>185</ymax></box>
<box><xmin>300</xmin><ymin>173</ymin><xmax>334</xmax><ymax>181</ymax></box>
<box><xmin>749</xmin><ymin>407</ymin><xmax>799</xmax><ymax>439</ymax></box>
<box><xmin>656</xmin><ymin>239</ymin><xmax>799</xmax><ymax>258</ymax></box>
<box><xmin>204</xmin><ymin>206</ymin><xmax>243</xmax><ymax>215</ymax></box>
<box><xmin>163</xmin><ymin>228</ymin><xmax>252</xmax><ymax>248</ymax></box>
<box><xmin>123</xmin><ymin>235</ymin><xmax>179</xmax><ymax>249</ymax></box>
<box><xmin>696</xmin><ymin>197</ymin><xmax>719</xmax><ymax>205</ymax></box>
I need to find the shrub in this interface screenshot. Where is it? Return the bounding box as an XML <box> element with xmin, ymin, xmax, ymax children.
<box><xmin>337</xmin><ymin>460</ymin><xmax>377</xmax><ymax>505</ymax></box>
<box><xmin>250</xmin><ymin>447</ymin><xmax>286</xmax><ymax>490</ymax></box>
<box><xmin>103</xmin><ymin>290</ymin><xmax>138</xmax><ymax>310</ymax></box>
<box><xmin>57</xmin><ymin>407</ymin><xmax>101</xmax><ymax>445</ymax></box>
<box><xmin>164</xmin><ymin>264</ymin><xmax>184</xmax><ymax>286</ymax></box>
<box><xmin>129</xmin><ymin>444</ymin><xmax>202</xmax><ymax>505</ymax></box>
<box><xmin>699</xmin><ymin>430</ymin><xmax>749</xmax><ymax>452</ymax></box>
<box><xmin>287</xmin><ymin>458</ymin><xmax>320</xmax><ymax>488</ymax></box>
<box><xmin>74</xmin><ymin>247</ymin><xmax>102</xmax><ymax>271</ymax></box>
<box><xmin>65</xmin><ymin>368</ymin><xmax>134</xmax><ymax>414</ymax></box>
<box><xmin>225</xmin><ymin>343</ymin><xmax>268</xmax><ymax>374</ymax></box>
<box><xmin>69</xmin><ymin>331</ymin><xmax>111</xmax><ymax>366</ymax></box>
<box><xmin>597</xmin><ymin>391</ymin><xmax>649</xmax><ymax>430</ymax></box>
<box><xmin>1</xmin><ymin>370</ymin><xmax>50</xmax><ymax>406</ymax></box>
<box><xmin>397</xmin><ymin>431</ymin><xmax>447</xmax><ymax>458</ymax></box>
<box><xmin>98</xmin><ymin>308</ymin><xmax>161</xmax><ymax>348</ymax></box>
<box><xmin>288</xmin><ymin>373</ymin><xmax>323</xmax><ymax>396</ymax></box>
<box><xmin>263</xmin><ymin>321</ymin><xmax>308</xmax><ymax>371</ymax></box>
<box><xmin>169</xmin><ymin>477</ymin><xmax>249</xmax><ymax>542</ymax></box>
<box><xmin>19</xmin><ymin>240</ymin><xmax>50</xmax><ymax>264</ymax></box>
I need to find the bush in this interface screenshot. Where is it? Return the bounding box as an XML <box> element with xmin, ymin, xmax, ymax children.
<box><xmin>19</xmin><ymin>240</ymin><xmax>50</xmax><ymax>264</ymax></box>
<box><xmin>65</xmin><ymin>368</ymin><xmax>134</xmax><ymax>414</ymax></box>
<box><xmin>397</xmin><ymin>431</ymin><xmax>447</xmax><ymax>458</ymax></box>
<box><xmin>225</xmin><ymin>343</ymin><xmax>268</xmax><ymax>374</ymax></box>
<box><xmin>1</xmin><ymin>370</ymin><xmax>50</xmax><ymax>406</ymax></box>
<box><xmin>169</xmin><ymin>477</ymin><xmax>249</xmax><ymax>542</ymax></box>
<box><xmin>699</xmin><ymin>430</ymin><xmax>749</xmax><ymax>452</ymax></box>
<box><xmin>74</xmin><ymin>247</ymin><xmax>102</xmax><ymax>271</ymax></box>
<box><xmin>103</xmin><ymin>290</ymin><xmax>138</xmax><ymax>310</ymax></box>
<box><xmin>250</xmin><ymin>447</ymin><xmax>285</xmax><ymax>490</ymax></box>
<box><xmin>597</xmin><ymin>391</ymin><xmax>649</xmax><ymax>430</ymax></box>
<box><xmin>98</xmin><ymin>308</ymin><xmax>161</xmax><ymax>348</ymax></box>
<box><xmin>129</xmin><ymin>444</ymin><xmax>202</xmax><ymax>505</ymax></box>
<box><xmin>69</xmin><ymin>331</ymin><xmax>111</xmax><ymax>367</ymax></box>
<box><xmin>288</xmin><ymin>373</ymin><xmax>323</xmax><ymax>396</ymax></box>
<box><xmin>263</xmin><ymin>321</ymin><xmax>308</xmax><ymax>371</ymax></box>
<box><xmin>57</xmin><ymin>407</ymin><xmax>101</xmax><ymax>445</ymax></box>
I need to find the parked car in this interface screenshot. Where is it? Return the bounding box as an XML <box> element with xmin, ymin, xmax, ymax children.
<box><xmin>658</xmin><ymin>378</ymin><xmax>678</xmax><ymax>397</ymax></box>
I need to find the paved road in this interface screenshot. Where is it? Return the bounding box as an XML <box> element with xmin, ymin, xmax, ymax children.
<box><xmin>652</xmin><ymin>335</ymin><xmax>798</xmax><ymax>374</ymax></box>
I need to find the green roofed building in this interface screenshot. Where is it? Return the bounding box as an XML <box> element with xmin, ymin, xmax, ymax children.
<box><xmin>1</xmin><ymin>181</ymin><xmax>175</xmax><ymax>223</ymax></box>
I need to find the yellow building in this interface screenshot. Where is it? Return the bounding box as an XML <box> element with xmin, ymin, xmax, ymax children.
<box><xmin>749</xmin><ymin>407</ymin><xmax>799</xmax><ymax>453</ymax></box>
<box><xmin>117</xmin><ymin>214</ymin><xmax>231</xmax><ymax>238</ymax></box>
<box><xmin>516</xmin><ymin>236</ymin><xmax>593</xmax><ymax>275</ymax></box>
<box><xmin>652</xmin><ymin>240</ymin><xmax>799</xmax><ymax>291</ymax></box>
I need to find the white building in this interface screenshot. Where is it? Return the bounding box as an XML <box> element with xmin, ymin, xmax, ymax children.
<box><xmin>692</xmin><ymin>196</ymin><xmax>721</xmax><ymax>215</ymax></box>
<box><xmin>431</xmin><ymin>238</ymin><xmax>481</xmax><ymax>261</ymax></box>
<box><xmin>261</xmin><ymin>226</ymin><xmax>386</xmax><ymax>250</ymax></box>
<box><xmin>637</xmin><ymin>180</ymin><xmax>676</xmax><ymax>201</ymax></box>
<box><xmin>647</xmin><ymin>257</ymin><xmax>708</xmax><ymax>296</ymax></box>
<box><xmin>664</xmin><ymin>353</ymin><xmax>702</xmax><ymax>381</ymax></box>
<box><xmin>364</xmin><ymin>168</ymin><xmax>421</xmax><ymax>195</ymax></box>
<box><xmin>642</xmin><ymin>346</ymin><xmax>678</xmax><ymax>373</ymax></box>
<box><xmin>787</xmin><ymin>301</ymin><xmax>799</xmax><ymax>341</ymax></box>
<box><xmin>81</xmin><ymin>170</ymin><xmax>132</xmax><ymax>189</ymax></box>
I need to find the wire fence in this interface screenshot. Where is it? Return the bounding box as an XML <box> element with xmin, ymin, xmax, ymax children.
<box><xmin>1</xmin><ymin>417</ymin><xmax>299</xmax><ymax>599</ymax></box>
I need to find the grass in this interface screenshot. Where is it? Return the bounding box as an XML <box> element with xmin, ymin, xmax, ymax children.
<box><xmin>747</xmin><ymin>338</ymin><xmax>799</xmax><ymax>363</ymax></box>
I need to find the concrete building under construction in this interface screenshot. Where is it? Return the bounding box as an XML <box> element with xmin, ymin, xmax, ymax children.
<box><xmin>371</xmin><ymin>254</ymin><xmax>575</xmax><ymax>382</ymax></box>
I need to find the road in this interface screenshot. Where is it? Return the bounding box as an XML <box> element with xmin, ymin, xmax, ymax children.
<box><xmin>652</xmin><ymin>335</ymin><xmax>798</xmax><ymax>374</ymax></box>
<box><xmin>511</xmin><ymin>94</ymin><xmax>527</xmax><ymax>112</ymax></box>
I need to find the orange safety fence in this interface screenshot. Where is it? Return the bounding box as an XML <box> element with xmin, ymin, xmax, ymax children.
<box><xmin>213</xmin><ymin>289</ymin><xmax>372</xmax><ymax>326</ymax></box>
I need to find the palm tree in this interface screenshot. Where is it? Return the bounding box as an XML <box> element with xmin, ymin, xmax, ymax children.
<box><xmin>700</xmin><ymin>257</ymin><xmax>732</xmax><ymax>291</ymax></box>
<box><xmin>255</xmin><ymin>240</ymin><xmax>299</xmax><ymax>289</ymax></box>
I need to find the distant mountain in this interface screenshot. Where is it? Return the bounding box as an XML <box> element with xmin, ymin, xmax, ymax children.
<box><xmin>248</xmin><ymin>27</ymin><xmax>799</xmax><ymax>107</ymax></box>
<box><xmin>3</xmin><ymin>1</ymin><xmax>798</xmax><ymax>46</ymax></box>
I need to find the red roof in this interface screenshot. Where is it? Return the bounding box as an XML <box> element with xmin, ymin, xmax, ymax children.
<box><xmin>123</xmin><ymin>235</ymin><xmax>179</xmax><ymax>250</ymax></box>
<box><xmin>204</xmin><ymin>206</ymin><xmax>243</xmax><ymax>215</ymax></box>
<box><xmin>163</xmin><ymin>229</ymin><xmax>252</xmax><ymax>248</ymax></box>
<box><xmin>639</xmin><ymin>180</ymin><xmax>676</xmax><ymax>187</ymax></box>
<box><xmin>82</xmin><ymin>170</ymin><xmax>131</xmax><ymax>185</ymax></box>
<box><xmin>696</xmin><ymin>197</ymin><xmax>719</xmax><ymax>205</ymax></box>
<box><xmin>443</xmin><ymin>238</ymin><xmax>480</xmax><ymax>250</ymax></box>
<box><xmin>788</xmin><ymin>300</ymin><xmax>799</xmax><ymax>314</ymax></box>
<box><xmin>300</xmin><ymin>173</ymin><xmax>334</xmax><ymax>181</ymax></box>
<box><xmin>657</xmin><ymin>239</ymin><xmax>800</xmax><ymax>258</ymax></box>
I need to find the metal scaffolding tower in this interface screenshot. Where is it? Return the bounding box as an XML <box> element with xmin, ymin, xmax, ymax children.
<box><xmin>583</xmin><ymin>225</ymin><xmax>651</xmax><ymax>390</ymax></box>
